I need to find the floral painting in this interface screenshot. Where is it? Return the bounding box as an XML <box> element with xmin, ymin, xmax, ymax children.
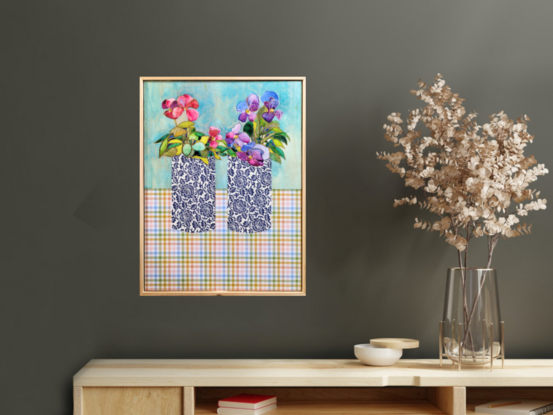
<box><xmin>140</xmin><ymin>78</ymin><xmax>305</xmax><ymax>295</ymax></box>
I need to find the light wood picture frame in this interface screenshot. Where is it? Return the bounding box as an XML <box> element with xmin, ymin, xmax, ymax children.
<box><xmin>140</xmin><ymin>77</ymin><xmax>306</xmax><ymax>296</ymax></box>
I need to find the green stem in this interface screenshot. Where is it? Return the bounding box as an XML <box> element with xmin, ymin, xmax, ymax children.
<box><xmin>260</xmin><ymin>132</ymin><xmax>275</xmax><ymax>145</ymax></box>
<box><xmin>255</xmin><ymin>113</ymin><xmax>263</xmax><ymax>143</ymax></box>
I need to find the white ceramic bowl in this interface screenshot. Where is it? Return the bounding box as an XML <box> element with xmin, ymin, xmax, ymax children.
<box><xmin>354</xmin><ymin>344</ymin><xmax>403</xmax><ymax>366</ymax></box>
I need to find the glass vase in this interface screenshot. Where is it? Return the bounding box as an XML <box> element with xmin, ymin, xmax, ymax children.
<box><xmin>441</xmin><ymin>268</ymin><xmax>503</xmax><ymax>366</ymax></box>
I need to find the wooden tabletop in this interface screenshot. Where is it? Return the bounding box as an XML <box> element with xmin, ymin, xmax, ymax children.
<box><xmin>73</xmin><ymin>359</ymin><xmax>553</xmax><ymax>388</ymax></box>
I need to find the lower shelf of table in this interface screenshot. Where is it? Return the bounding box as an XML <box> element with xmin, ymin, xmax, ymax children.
<box><xmin>74</xmin><ymin>385</ymin><xmax>553</xmax><ymax>415</ymax></box>
<box><xmin>195</xmin><ymin>386</ymin><xmax>553</xmax><ymax>415</ymax></box>
<box><xmin>196</xmin><ymin>401</ymin><xmax>445</xmax><ymax>414</ymax></box>
<box><xmin>194</xmin><ymin>386</ymin><xmax>452</xmax><ymax>415</ymax></box>
<box><xmin>466</xmin><ymin>404</ymin><xmax>479</xmax><ymax>415</ymax></box>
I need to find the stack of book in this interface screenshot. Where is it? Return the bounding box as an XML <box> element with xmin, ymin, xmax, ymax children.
<box><xmin>217</xmin><ymin>394</ymin><xmax>277</xmax><ymax>415</ymax></box>
<box><xmin>475</xmin><ymin>400</ymin><xmax>553</xmax><ymax>415</ymax></box>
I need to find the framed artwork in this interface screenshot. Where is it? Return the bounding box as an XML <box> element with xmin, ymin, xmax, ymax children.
<box><xmin>139</xmin><ymin>77</ymin><xmax>306</xmax><ymax>296</ymax></box>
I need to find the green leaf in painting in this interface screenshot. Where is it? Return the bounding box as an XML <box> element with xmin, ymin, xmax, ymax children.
<box><xmin>163</xmin><ymin>147</ymin><xmax>178</xmax><ymax>157</ymax></box>
<box><xmin>270</xmin><ymin>152</ymin><xmax>282</xmax><ymax>164</ymax></box>
<box><xmin>192</xmin><ymin>142</ymin><xmax>206</xmax><ymax>151</ymax></box>
<box><xmin>263</xmin><ymin>122</ymin><xmax>279</xmax><ymax>131</ymax></box>
<box><xmin>273</xmin><ymin>129</ymin><xmax>289</xmax><ymax>138</ymax></box>
<box><xmin>271</xmin><ymin>127</ymin><xmax>284</xmax><ymax>135</ymax></box>
<box><xmin>270</xmin><ymin>146</ymin><xmax>286</xmax><ymax>159</ymax></box>
<box><xmin>189</xmin><ymin>131</ymin><xmax>205</xmax><ymax>142</ymax></box>
<box><xmin>177</xmin><ymin>121</ymin><xmax>195</xmax><ymax>129</ymax></box>
<box><xmin>227</xmin><ymin>148</ymin><xmax>236</xmax><ymax>157</ymax></box>
<box><xmin>272</xmin><ymin>139</ymin><xmax>285</xmax><ymax>148</ymax></box>
<box><xmin>154</xmin><ymin>133</ymin><xmax>171</xmax><ymax>143</ymax></box>
<box><xmin>167</xmin><ymin>142</ymin><xmax>181</xmax><ymax>150</ymax></box>
<box><xmin>171</xmin><ymin>127</ymin><xmax>186</xmax><ymax>137</ymax></box>
<box><xmin>200</xmin><ymin>149</ymin><xmax>209</xmax><ymax>158</ymax></box>
<box><xmin>243</xmin><ymin>122</ymin><xmax>254</xmax><ymax>137</ymax></box>
<box><xmin>183</xmin><ymin>143</ymin><xmax>192</xmax><ymax>156</ymax></box>
<box><xmin>159</xmin><ymin>137</ymin><xmax>169</xmax><ymax>157</ymax></box>
<box><xmin>272</xmin><ymin>134</ymin><xmax>288</xmax><ymax>144</ymax></box>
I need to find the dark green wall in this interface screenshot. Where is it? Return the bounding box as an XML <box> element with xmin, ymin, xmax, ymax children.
<box><xmin>2</xmin><ymin>1</ymin><xmax>553</xmax><ymax>414</ymax></box>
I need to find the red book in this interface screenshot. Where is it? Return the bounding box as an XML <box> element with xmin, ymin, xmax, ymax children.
<box><xmin>218</xmin><ymin>394</ymin><xmax>277</xmax><ymax>410</ymax></box>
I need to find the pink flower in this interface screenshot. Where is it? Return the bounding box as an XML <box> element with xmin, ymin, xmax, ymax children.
<box><xmin>161</xmin><ymin>94</ymin><xmax>200</xmax><ymax>121</ymax></box>
<box><xmin>161</xmin><ymin>99</ymin><xmax>184</xmax><ymax>119</ymax></box>
<box><xmin>177</xmin><ymin>94</ymin><xmax>199</xmax><ymax>121</ymax></box>
<box><xmin>208</xmin><ymin>126</ymin><xmax>222</xmax><ymax>148</ymax></box>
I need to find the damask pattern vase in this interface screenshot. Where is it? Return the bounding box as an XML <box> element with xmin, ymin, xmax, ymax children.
<box><xmin>171</xmin><ymin>155</ymin><xmax>216</xmax><ymax>233</ymax></box>
<box><xmin>227</xmin><ymin>157</ymin><xmax>272</xmax><ymax>233</ymax></box>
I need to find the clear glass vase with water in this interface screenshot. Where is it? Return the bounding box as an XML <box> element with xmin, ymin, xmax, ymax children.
<box><xmin>441</xmin><ymin>268</ymin><xmax>504</xmax><ymax>366</ymax></box>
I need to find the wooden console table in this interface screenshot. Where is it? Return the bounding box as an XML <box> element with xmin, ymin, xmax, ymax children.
<box><xmin>73</xmin><ymin>359</ymin><xmax>553</xmax><ymax>415</ymax></box>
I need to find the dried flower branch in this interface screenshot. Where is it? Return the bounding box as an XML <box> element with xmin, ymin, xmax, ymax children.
<box><xmin>378</xmin><ymin>74</ymin><xmax>548</xmax><ymax>268</ymax></box>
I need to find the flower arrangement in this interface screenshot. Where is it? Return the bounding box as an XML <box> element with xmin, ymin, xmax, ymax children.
<box><xmin>378</xmin><ymin>74</ymin><xmax>548</xmax><ymax>269</ymax></box>
<box><xmin>155</xmin><ymin>91</ymin><xmax>290</xmax><ymax>168</ymax></box>
<box><xmin>155</xmin><ymin>94</ymin><xmax>227</xmax><ymax>164</ymax></box>
<box><xmin>221</xmin><ymin>91</ymin><xmax>291</xmax><ymax>167</ymax></box>
<box><xmin>154</xmin><ymin>88</ymin><xmax>291</xmax><ymax>234</ymax></box>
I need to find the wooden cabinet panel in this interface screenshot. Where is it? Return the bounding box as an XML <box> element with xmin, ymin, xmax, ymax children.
<box><xmin>427</xmin><ymin>387</ymin><xmax>466</xmax><ymax>415</ymax></box>
<box><xmin>82</xmin><ymin>387</ymin><xmax>182</xmax><ymax>415</ymax></box>
<box><xmin>72</xmin><ymin>360</ymin><xmax>553</xmax><ymax>415</ymax></box>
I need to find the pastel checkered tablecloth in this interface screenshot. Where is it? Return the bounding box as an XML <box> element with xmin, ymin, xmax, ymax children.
<box><xmin>144</xmin><ymin>189</ymin><xmax>302</xmax><ymax>292</ymax></box>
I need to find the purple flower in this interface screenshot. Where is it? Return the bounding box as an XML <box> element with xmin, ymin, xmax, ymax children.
<box><xmin>237</xmin><ymin>143</ymin><xmax>270</xmax><ymax>166</ymax></box>
<box><xmin>236</xmin><ymin>94</ymin><xmax>260</xmax><ymax>122</ymax></box>
<box><xmin>225</xmin><ymin>123</ymin><xmax>242</xmax><ymax>146</ymax></box>
<box><xmin>225</xmin><ymin>124</ymin><xmax>250</xmax><ymax>148</ymax></box>
<box><xmin>234</xmin><ymin>132</ymin><xmax>251</xmax><ymax>148</ymax></box>
<box><xmin>261</xmin><ymin>91</ymin><xmax>283</xmax><ymax>122</ymax></box>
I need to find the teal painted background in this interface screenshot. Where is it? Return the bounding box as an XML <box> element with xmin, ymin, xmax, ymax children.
<box><xmin>144</xmin><ymin>81</ymin><xmax>303</xmax><ymax>189</ymax></box>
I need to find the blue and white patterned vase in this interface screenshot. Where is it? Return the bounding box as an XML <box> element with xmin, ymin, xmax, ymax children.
<box><xmin>171</xmin><ymin>155</ymin><xmax>216</xmax><ymax>233</ymax></box>
<box><xmin>227</xmin><ymin>157</ymin><xmax>272</xmax><ymax>233</ymax></box>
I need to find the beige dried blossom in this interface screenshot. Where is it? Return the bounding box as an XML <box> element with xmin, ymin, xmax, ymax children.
<box><xmin>378</xmin><ymin>74</ymin><xmax>548</xmax><ymax>268</ymax></box>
